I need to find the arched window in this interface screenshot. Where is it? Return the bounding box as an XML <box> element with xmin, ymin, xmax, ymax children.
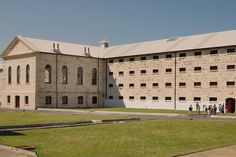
<box><xmin>26</xmin><ymin>64</ymin><xmax>30</xmax><ymax>83</ymax></box>
<box><xmin>62</xmin><ymin>66</ymin><xmax>68</xmax><ymax>84</ymax></box>
<box><xmin>8</xmin><ymin>67</ymin><xmax>12</xmax><ymax>84</ymax></box>
<box><xmin>77</xmin><ymin>67</ymin><xmax>83</xmax><ymax>85</ymax></box>
<box><xmin>45</xmin><ymin>65</ymin><xmax>51</xmax><ymax>83</ymax></box>
<box><xmin>92</xmin><ymin>68</ymin><xmax>97</xmax><ymax>85</ymax></box>
<box><xmin>17</xmin><ymin>66</ymin><xmax>20</xmax><ymax>83</ymax></box>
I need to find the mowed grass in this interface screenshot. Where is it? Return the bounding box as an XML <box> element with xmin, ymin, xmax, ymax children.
<box><xmin>0</xmin><ymin>110</ymin><xmax>127</xmax><ymax>126</ymax></box>
<box><xmin>1</xmin><ymin>120</ymin><xmax>236</xmax><ymax>157</ymax></box>
<box><xmin>81</xmin><ymin>107</ymin><xmax>189</xmax><ymax>114</ymax></box>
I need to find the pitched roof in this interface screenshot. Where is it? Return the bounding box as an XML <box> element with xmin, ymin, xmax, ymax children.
<box><xmin>2</xmin><ymin>29</ymin><xmax>236</xmax><ymax>59</ymax></box>
<box><xmin>16</xmin><ymin>36</ymin><xmax>103</xmax><ymax>58</ymax></box>
<box><xmin>103</xmin><ymin>29</ymin><xmax>236</xmax><ymax>58</ymax></box>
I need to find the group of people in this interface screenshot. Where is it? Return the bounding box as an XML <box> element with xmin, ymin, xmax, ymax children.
<box><xmin>188</xmin><ymin>103</ymin><xmax>225</xmax><ymax>116</ymax></box>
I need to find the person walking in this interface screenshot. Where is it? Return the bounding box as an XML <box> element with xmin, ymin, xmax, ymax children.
<box><xmin>189</xmin><ymin>105</ymin><xmax>193</xmax><ymax>119</ymax></box>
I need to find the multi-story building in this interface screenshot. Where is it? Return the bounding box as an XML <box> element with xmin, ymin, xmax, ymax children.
<box><xmin>0</xmin><ymin>29</ymin><xmax>236</xmax><ymax>112</ymax></box>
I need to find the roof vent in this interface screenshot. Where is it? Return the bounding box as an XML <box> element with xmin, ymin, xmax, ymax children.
<box><xmin>52</xmin><ymin>43</ymin><xmax>60</xmax><ymax>53</ymax></box>
<box><xmin>99</xmin><ymin>39</ymin><xmax>109</xmax><ymax>48</ymax></box>
<box><xmin>167</xmin><ymin>37</ymin><xmax>179</xmax><ymax>42</ymax></box>
<box><xmin>84</xmin><ymin>46</ymin><xmax>91</xmax><ymax>57</ymax></box>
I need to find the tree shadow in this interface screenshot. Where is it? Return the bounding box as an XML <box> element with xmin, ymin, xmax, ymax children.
<box><xmin>0</xmin><ymin>131</ymin><xmax>25</xmax><ymax>136</ymax></box>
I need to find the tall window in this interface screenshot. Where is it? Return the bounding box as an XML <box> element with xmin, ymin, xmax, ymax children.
<box><xmin>62</xmin><ymin>96</ymin><xmax>68</xmax><ymax>104</ymax></box>
<box><xmin>8</xmin><ymin>66</ymin><xmax>12</xmax><ymax>84</ymax></box>
<box><xmin>7</xmin><ymin>95</ymin><xmax>11</xmax><ymax>104</ymax></box>
<box><xmin>77</xmin><ymin>67</ymin><xmax>83</xmax><ymax>85</ymax></box>
<box><xmin>92</xmin><ymin>68</ymin><xmax>97</xmax><ymax>85</ymax></box>
<box><xmin>45</xmin><ymin>65</ymin><xmax>51</xmax><ymax>83</ymax></box>
<box><xmin>17</xmin><ymin>66</ymin><xmax>20</xmax><ymax>83</ymax></box>
<box><xmin>26</xmin><ymin>64</ymin><xmax>30</xmax><ymax>83</ymax></box>
<box><xmin>92</xmin><ymin>96</ymin><xmax>97</xmax><ymax>104</ymax></box>
<box><xmin>25</xmin><ymin>96</ymin><xmax>29</xmax><ymax>105</ymax></box>
<box><xmin>78</xmin><ymin>96</ymin><xmax>83</xmax><ymax>104</ymax></box>
<box><xmin>62</xmin><ymin>66</ymin><xmax>68</xmax><ymax>84</ymax></box>
<box><xmin>45</xmin><ymin>96</ymin><xmax>52</xmax><ymax>105</ymax></box>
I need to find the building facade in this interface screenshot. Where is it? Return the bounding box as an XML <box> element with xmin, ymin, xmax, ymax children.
<box><xmin>0</xmin><ymin>29</ymin><xmax>236</xmax><ymax>112</ymax></box>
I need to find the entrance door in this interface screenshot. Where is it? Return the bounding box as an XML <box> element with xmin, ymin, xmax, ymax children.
<box><xmin>15</xmin><ymin>96</ymin><xmax>20</xmax><ymax>108</ymax></box>
<box><xmin>226</xmin><ymin>98</ymin><xmax>235</xmax><ymax>113</ymax></box>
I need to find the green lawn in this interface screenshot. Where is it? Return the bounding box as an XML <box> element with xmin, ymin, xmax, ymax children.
<box><xmin>1</xmin><ymin>119</ymin><xmax>236</xmax><ymax>157</ymax></box>
<box><xmin>0</xmin><ymin>110</ymin><xmax>127</xmax><ymax>126</ymax></box>
<box><xmin>81</xmin><ymin>107</ymin><xmax>189</xmax><ymax>114</ymax></box>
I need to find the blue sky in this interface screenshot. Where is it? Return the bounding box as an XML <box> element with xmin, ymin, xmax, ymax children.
<box><xmin>1</xmin><ymin>0</ymin><xmax>236</xmax><ymax>60</ymax></box>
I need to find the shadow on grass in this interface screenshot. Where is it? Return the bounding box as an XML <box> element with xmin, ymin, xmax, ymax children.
<box><xmin>0</xmin><ymin>131</ymin><xmax>25</xmax><ymax>136</ymax></box>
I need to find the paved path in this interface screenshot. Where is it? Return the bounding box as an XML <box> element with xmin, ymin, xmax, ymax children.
<box><xmin>180</xmin><ymin>145</ymin><xmax>236</xmax><ymax>157</ymax></box>
<box><xmin>0</xmin><ymin>145</ymin><xmax>37</xmax><ymax>157</ymax></box>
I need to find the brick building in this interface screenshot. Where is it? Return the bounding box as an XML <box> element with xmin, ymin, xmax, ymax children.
<box><xmin>0</xmin><ymin>29</ymin><xmax>236</xmax><ymax>112</ymax></box>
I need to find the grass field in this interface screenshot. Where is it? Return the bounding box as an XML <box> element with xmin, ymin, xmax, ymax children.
<box><xmin>1</xmin><ymin>119</ymin><xmax>236</xmax><ymax>157</ymax></box>
<box><xmin>0</xmin><ymin>110</ymin><xmax>127</xmax><ymax>126</ymax></box>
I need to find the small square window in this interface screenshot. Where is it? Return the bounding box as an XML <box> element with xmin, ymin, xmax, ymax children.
<box><xmin>179</xmin><ymin>53</ymin><xmax>186</xmax><ymax>57</ymax></box>
<box><xmin>152</xmin><ymin>97</ymin><xmax>158</xmax><ymax>101</ymax></box>
<box><xmin>109</xmin><ymin>96</ymin><xmax>113</xmax><ymax>99</ymax></box>
<box><xmin>227</xmin><ymin>48</ymin><xmax>236</xmax><ymax>53</ymax></box>
<box><xmin>165</xmin><ymin>83</ymin><xmax>172</xmax><ymax>87</ymax></box>
<box><xmin>179</xmin><ymin>97</ymin><xmax>186</xmax><ymax>101</ymax></box>
<box><xmin>119</xmin><ymin>71</ymin><xmax>124</xmax><ymax>76</ymax></box>
<box><xmin>118</xmin><ymin>84</ymin><xmax>124</xmax><ymax>88</ymax></box>
<box><xmin>119</xmin><ymin>96</ymin><xmax>123</xmax><ymax>100</ymax></box>
<box><xmin>153</xmin><ymin>55</ymin><xmax>159</xmax><ymax>59</ymax></box>
<box><xmin>109</xmin><ymin>60</ymin><xmax>113</xmax><ymax>63</ymax></box>
<box><xmin>227</xmin><ymin>65</ymin><xmax>235</xmax><ymax>70</ymax></box>
<box><xmin>129</xmin><ymin>83</ymin><xmax>134</xmax><ymax>88</ymax></box>
<box><xmin>141</xmin><ymin>83</ymin><xmax>146</xmax><ymax>88</ymax></box>
<box><xmin>210</xmin><ymin>50</ymin><xmax>218</xmax><ymax>55</ymax></box>
<box><xmin>179</xmin><ymin>82</ymin><xmax>186</xmax><ymax>87</ymax></box>
<box><xmin>194</xmin><ymin>51</ymin><xmax>202</xmax><ymax>56</ymax></box>
<box><xmin>129</xmin><ymin>58</ymin><xmax>135</xmax><ymax>61</ymax></box>
<box><xmin>179</xmin><ymin>68</ymin><xmax>186</xmax><ymax>72</ymax></box>
<box><xmin>210</xmin><ymin>66</ymin><xmax>218</xmax><ymax>71</ymax></box>
<box><xmin>141</xmin><ymin>56</ymin><xmax>146</xmax><ymax>61</ymax></box>
<box><xmin>140</xmin><ymin>96</ymin><xmax>146</xmax><ymax>100</ymax></box>
<box><xmin>153</xmin><ymin>69</ymin><xmax>159</xmax><ymax>74</ymax></box>
<box><xmin>141</xmin><ymin>70</ymin><xmax>146</xmax><ymax>74</ymax></box>
<box><xmin>227</xmin><ymin>81</ymin><xmax>235</xmax><ymax>86</ymax></box>
<box><xmin>109</xmin><ymin>72</ymin><xmax>113</xmax><ymax>75</ymax></box>
<box><xmin>119</xmin><ymin>59</ymin><xmax>124</xmax><ymax>62</ymax></box>
<box><xmin>210</xmin><ymin>82</ymin><xmax>217</xmax><ymax>87</ymax></box>
<box><xmin>129</xmin><ymin>71</ymin><xmax>135</xmax><ymax>75</ymax></box>
<box><xmin>166</xmin><ymin>54</ymin><xmax>172</xmax><ymax>59</ymax></box>
<box><xmin>165</xmin><ymin>97</ymin><xmax>172</xmax><ymax>101</ymax></box>
<box><xmin>153</xmin><ymin>83</ymin><xmax>159</xmax><ymax>87</ymax></box>
<box><xmin>194</xmin><ymin>67</ymin><xmax>202</xmax><ymax>71</ymax></box>
<box><xmin>194</xmin><ymin>82</ymin><xmax>201</xmax><ymax>87</ymax></box>
<box><xmin>129</xmin><ymin>96</ymin><xmax>134</xmax><ymax>100</ymax></box>
<box><xmin>166</xmin><ymin>68</ymin><xmax>172</xmax><ymax>73</ymax></box>
<box><xmin>209</xmin><ymin>97</ymin><xmax>217</xmax><ymax>102</ymax></box>
<box><xmin>194</xmin><ymin>97</ymin><xmax>201</xmax><ymax>101</ymax></box>
<box><xmin>109</xmin><ymin>84</ymin><xmax>113</xmax><ymax>87</ymax></box>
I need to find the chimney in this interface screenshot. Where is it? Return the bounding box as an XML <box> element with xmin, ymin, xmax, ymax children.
<box><xmin>52</xmin><ymin>43</ymin><xmax>60</xmax><ymax>53</ymax></box>
<box><xmin>99</xmin><ymin>39</ymin><xmax>109</xmax><ymax>48</ymax></box>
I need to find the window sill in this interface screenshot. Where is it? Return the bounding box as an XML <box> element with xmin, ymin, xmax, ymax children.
<box><xmin>179</xmin><ymin>86</ymin><xmax>186</xmax><ymax>88</ymax></box>
<box><xmin>152</xmin><ymin>100</ymin><xmax>159</xmax><ymax>102</ymax></box>
<box><xmin>26</xmin><ymin>83</ymin><xmax>30</xmax><ymax>85</ymax></box>
<box><xmin>194</xmin><ymin>71</ymin><xmax>202</xmax><ymax>73</ymax></box>
<box><xmin>210</xmin><ymin>70</ymin><xmax>218</xmax><ymax>72</ymax></box>
<box><xmin>194</xmin><ymin>86</ymin><xmax>202</xmax><ymax>88</ymax></box>
<box><xmin>227</xmin><ymin>86</ymin><xmax>235</xmax><ymax>88</ymax></box>
<box><xmin>179</xmin><ymin>101</ymin><xmax>186</xmax><ymax>103</ymax></box>
<box><xmin>227</xmin><ymin>69</ymin><xmax>236</xmax><ymax>71</ymax></box>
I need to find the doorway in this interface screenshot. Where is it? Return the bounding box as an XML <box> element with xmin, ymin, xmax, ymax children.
<box><xmin>225</xmin><ymin>98</ymin><xmax>235</xmax><ymax>113</ymax></box>
<box><xmin>15</xmin><ymin>96</ymin><xmax>20</xmax><ymax>108</ymax></box>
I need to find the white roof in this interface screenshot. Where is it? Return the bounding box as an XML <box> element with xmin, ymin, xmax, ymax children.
<box><xmin>19</xmin><ymin>36</ymin><xmax>103</xmax><ymax>58</ymax></box>
<box><xmin>4</xmin><ymin>29</ymin><xmax>236</xmax><ymax>59</ymax></box>
<box><xmin>103</xmin><ymin>29</ymin><xmax>236</xmax><ymax>58</ymax></box>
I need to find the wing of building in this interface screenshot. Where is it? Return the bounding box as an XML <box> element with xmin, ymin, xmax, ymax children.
<box><xmin>1</xmin><ymin>29</ymin><xmax>236</xmax><ymax>112</ymax></box>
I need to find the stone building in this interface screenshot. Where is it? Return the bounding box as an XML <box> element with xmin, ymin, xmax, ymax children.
<box><xmin>0</xmin><ymin>29</ymin><xmax>236</xmax><ymax>112</ymax></box>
